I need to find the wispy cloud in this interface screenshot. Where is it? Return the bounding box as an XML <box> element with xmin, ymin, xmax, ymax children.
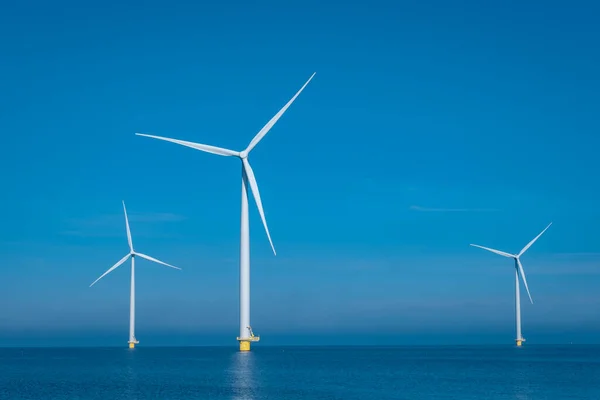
<box><xmin>67</xmin><ymin>212</ymin><xmax>185</xmax><ymax>227</ymax></box>
<box><xmin>59</xmin><ymin>212</ymin><xmax>186</xmax><ymax>238</ymax></box>
<box><xmin>550</xmin><ymin>252</ymin><xmax>600</xmax><ymax>257</ymax></box>
<box><xmin>526</xmin><ymin>253</ymin><xmax>600</xmax><ymax>275</ymax></box>
<box><xmin>129</xmin><ymin>212</ymin><xmax>186</xmax><ymax>223</ymax></box>
<box><xmin>409</xmin><ymin>205</ymin><xmax>499</xmax><ymax>213</ymax></box>
<box><xmin>531</xmin><ymin>265</ymin><xmax>600</xmax><ymax>275</ymax></box>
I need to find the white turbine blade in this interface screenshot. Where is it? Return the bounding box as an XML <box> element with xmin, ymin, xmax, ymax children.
<box><xmin>244</xmin><ymin>73</ymin><xmax>316</xmax><ymax>154</ymax></box>
<box><xmin>90</xmin><ymin>254</ymin><xmax>130</xmax><ymax>287</ymax></box>
<box><xmin>122</xmin><ymin>201</ymin><xmax>133</xmax><ymax>252</ymax></box>
<box><xmin>135</xmin><ymin>133</ymin><xmax>239</xmax><ymax>157</ymax></box>
<box><xmin>517</xmin><ymin>258</ymin><xmax>534</xmax><ymax>304</ymax></box>
<box><xmin>518</xmin><ymin>222</ymin><xmax>552</xmax><ymax>257</ymax></box>
<box><xmin>242</xmin><ymin>158</ymin><xmax>276</xmax><ymax>255</ymax></box>
<box><xmin>470</xmin><ymin>244</ymin><xmax>514</xmax><ymax>258</ymax></box>
<box><xmin>135</xmin><ymin>252</ymin><xmax>181</xmax><ymax>270</ymax></box>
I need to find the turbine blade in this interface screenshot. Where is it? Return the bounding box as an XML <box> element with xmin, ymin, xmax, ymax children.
<box><xmin>90</xmin><ymin>254</ymin><xmax>130</xmax><ymax>287</ymax></box>
<box><xmin>517</xmin><ymin>258</ymin><xmax>534</xmax><ymax>304</ymax></box>
<box><xmin>135</xmin><ymin>133</ymin><xmax>239</xmax><ymax>157</ymax></box>
<box><xmin>242</xmin><ymin>159</ymin><xmax>276</xmax><ymax>255</ymax></box>
<box><xmin>469</xmin><ymin>244</ymin><xmax>514</xmax><ymax>258</ymax></box>
<box><xmin>122</xmin><ymin>201</ymin><xmax>133</xmax><ymax>252</ymax></box>
<box><xmin>244</xmin><ymin>73</ymin><xmax>316</xmax><ymax>154</ymax></box>
<box><xmin>518</xmin><ymin>222</ymin><xmax>552</xmax><ymax>257</ymax></box>
<box><xmin>135</xmin><ymin>252</ymin><xmax>181</xmax><ymax>270</ymax></box>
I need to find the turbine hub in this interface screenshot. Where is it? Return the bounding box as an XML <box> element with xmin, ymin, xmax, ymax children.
<box><xmin>239</xmin><ymin>151</ymin><xmax>248</xmax><ymax>159</ymax></box>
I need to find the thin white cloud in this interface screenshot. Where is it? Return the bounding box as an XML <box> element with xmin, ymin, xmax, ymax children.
<box><xmin>130</xmin><ymin>212</ymin><xmax>186</xmax><ymax>223</ymax></box>
<box><xmin>409</xmin><ymin>205</ymin><xmax>499</xmax><ymax>213</ymax></box>
<box><xmin>532</xmin><ymin>265</ymin><xmax>600</xmax><ymax>275</ymax></box>
<box><xmin>59</xmin><ymin>212</ymin><xmax>185</xmax><ymax>238</ymax></box>
<box><xmin>550</xmin><ymin>252</ymin><xmax>600</xmax><ymax>257</ymax></box>
<box><xmin>66</xmin><ymin>212</ymin><xmax>185</xmax><ymax>227</ymax></box>
<box><xmin>527</xmin><ymin>253</ymin><xmax>600</xmax><ymax>275</ymax></box>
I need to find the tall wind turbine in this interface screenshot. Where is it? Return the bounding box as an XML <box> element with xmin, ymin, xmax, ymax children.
<box><xmin>136</xmin><ymin>73</ymin><xmax>316</xmax><ymax>351</ymax></box>
<box><xmin>470</xmin><ymin>222</ymin><xmax>552</xmax><ymax>346</ymax></box>
<box><xmin>89</xmin><ymin>201</ymin><xmax>181</xmax><ymax>348</ymax></box>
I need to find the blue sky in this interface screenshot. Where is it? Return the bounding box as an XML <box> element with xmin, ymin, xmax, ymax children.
<box><xmin>0</xmin><ymin>0</ymin><xmax>599</xmax><ymax>346</ymax></box>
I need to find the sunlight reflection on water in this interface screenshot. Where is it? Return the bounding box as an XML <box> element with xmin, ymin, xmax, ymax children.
<box><xmin>229</xmin><ymin>351</ymin><xmax>256</xmax><ymax>400</ymax></box>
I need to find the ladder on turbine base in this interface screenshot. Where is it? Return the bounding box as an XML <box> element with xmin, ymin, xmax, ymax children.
<box><xmin>237</xmin><ymin>326</ymin><xmax>260</xmax><ymax>342</ymax></box>
<box><xmin>128</xmin><ymin>337</ymin><xmax>139</xmax><ymax>348</ymax></box>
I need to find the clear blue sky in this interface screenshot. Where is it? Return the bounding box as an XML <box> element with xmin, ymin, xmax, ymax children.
<box><xmin>1</xmin><ymin>0</ymin><xmax>599</xmax><ymax>346</ymax></box>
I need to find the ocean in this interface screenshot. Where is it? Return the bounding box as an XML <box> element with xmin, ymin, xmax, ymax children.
<box><xmin>1</xmin><ymin>345</ymin><xmax>598</xmax><ymax>399</ymax></box>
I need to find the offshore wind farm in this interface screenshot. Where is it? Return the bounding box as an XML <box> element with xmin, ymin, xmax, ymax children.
<box><xmin>2</xmin><ymin>1</ymin><xmax>600</xmax><ymax>399</ymax></box>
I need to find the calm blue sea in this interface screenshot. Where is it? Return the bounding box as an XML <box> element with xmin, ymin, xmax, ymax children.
<box><xmin>1</xmin><ymin>345</ymin><xmax>598</xmax><ymax>399</ymax></box>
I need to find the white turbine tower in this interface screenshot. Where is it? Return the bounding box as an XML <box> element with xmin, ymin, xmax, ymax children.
<box><xmin>136</xmin><ymin>73</ymin><xmax>316</xmax><ymax>351</ymax></box>
<box><xmin>89</xmin><ymin>201</ymin><xmax>181</xmax><ymax>348</ymax></box>
<box><xmin>470</xmin><ymin>222</ymin><xmax>552</xmax><ymax>347</ymax></box>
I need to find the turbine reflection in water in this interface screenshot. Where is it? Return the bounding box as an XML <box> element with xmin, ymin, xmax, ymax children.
<box><xmin>229</xmin><ymin>351</ymin><xmax>257</xmax><ymax>400</ymax></box>
<box><xmin>511</xmin><ymin>364</ymin><xmax>534</xmax><ymax>400</ymax></box>
<box><xmin>124</xmin><ymin>349</ymin><xmax>139</xmax><ymax>400</ymax></box>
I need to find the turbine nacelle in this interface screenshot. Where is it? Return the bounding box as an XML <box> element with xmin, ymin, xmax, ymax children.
<box><xmin>89</xmin><ymin>201</ymin><xmax>181</xmax><ymax>288</ymax></box>
<box><xmin>136</xmin><ymin>72</ymin><xmax>316</xmax><ymax>257</ymax></box>
<box><xmin>470</xmin><ymin>222</ymin><xmax>552</xmax><ymax>305</ymax></box>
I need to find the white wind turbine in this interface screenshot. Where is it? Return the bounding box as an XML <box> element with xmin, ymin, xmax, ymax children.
<box><xmin>89</xmin><ymin>201</ymin><xmax>181</xmax><ymax>348</ymax></box>
<box><xmin>470</xmin><ymin>222</ymin><xmax>552</xmax><ymax>346</ymax></box>
<box><xmin>136</xmin><ymin>73</ymin><xmax>316</xmax><ymax>351</ymax></box>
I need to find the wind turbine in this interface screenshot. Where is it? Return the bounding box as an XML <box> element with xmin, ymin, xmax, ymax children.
<box><xmin>470</xmin><ymin>222</ymin><xmax>552</xmax><ymax>346</ymax></box>
<box><xmin>89</xmin><ymin>201</ymin><xmax>181</xmax><ymax>348</ymax></box>
<box><xmin>136</xmin><ymin>73</ymin><xmax>316</xmax><ymax>351</ymax></box>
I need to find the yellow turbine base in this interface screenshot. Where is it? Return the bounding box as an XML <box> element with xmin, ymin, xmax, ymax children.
<box><xmin>516</xmin><ymin>340</ymin><xmax>523</xmax><ymax>347</ymax></box>
<box><xmin>239</xmin><ymin>341</ymin><xmax>251</xmax><ymax>352</ymax></box>
<box><xmin>129</xmin><ymin>342</ymin><xmax>135</xmax><ymax>349</ymax></box>
<box><xmin>237</xmin><ymin>335</ymin><xmax>259</xmax><ymax>352</ymax></box>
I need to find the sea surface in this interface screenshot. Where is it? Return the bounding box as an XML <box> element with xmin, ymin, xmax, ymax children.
<box><xmin>1</xmin><ymin>345</ymin><xmax>599</xmax><ymax>399</ymax></box>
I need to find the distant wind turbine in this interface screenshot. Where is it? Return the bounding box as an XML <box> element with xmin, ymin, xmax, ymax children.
<box><xmin>136</xmin><ymin>73</ymin><xmax>316</xmax><ymax>351</ymax></box>
<box><xmin>89</xmin><ymin>201</ymin><xmax>181</xmax><ymax>348</ymax></box>
<box><xmin>470</xmin><ymin>222</ymin><xmax>552</xmax><ymax>346</ymax></box>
